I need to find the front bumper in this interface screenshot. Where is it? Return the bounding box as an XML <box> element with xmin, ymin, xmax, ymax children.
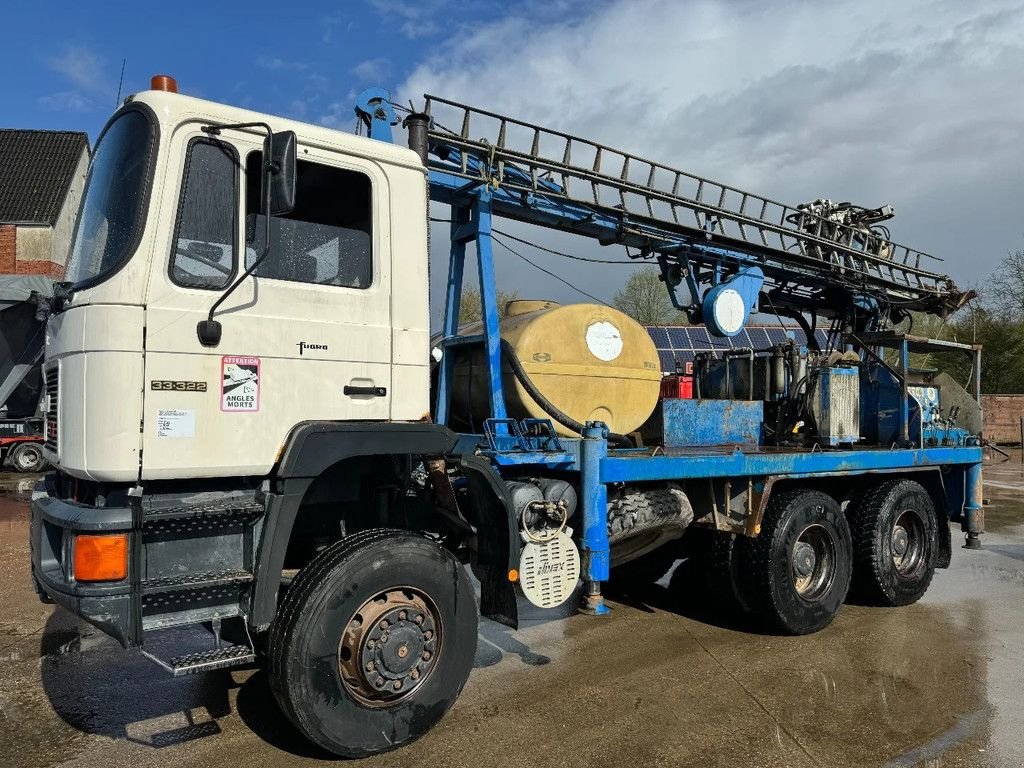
<box><xmin>30</xmin><ymin>476</ymin><xmax>135</xmax><ymax>646</ymax></box>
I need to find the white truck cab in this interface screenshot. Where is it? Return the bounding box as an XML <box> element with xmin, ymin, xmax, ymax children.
<box><xmin>44</xmin><ymin>86</ymin><xmax>431</xmax><ymax>482</ymax></box>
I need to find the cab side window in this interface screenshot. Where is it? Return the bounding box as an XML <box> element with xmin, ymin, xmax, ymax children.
<box><xmin>170</xmin><ymin>139</ymin><xmax>237</xmax><ymax>289</ymax></box>
<box><xmin>245</xmin><ymin>153</ymin><xmax>372</xmax><ymax>289</ymax></box>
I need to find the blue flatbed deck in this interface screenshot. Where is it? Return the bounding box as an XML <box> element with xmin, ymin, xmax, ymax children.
<box><xmin>600</xmin><ymin>445</ymin><xmax>983</xmax><ymax>483</ymax></box>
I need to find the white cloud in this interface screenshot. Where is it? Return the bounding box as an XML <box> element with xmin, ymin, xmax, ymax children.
<box><xmin>37</xmin><ymin>90</ymin><xmax>93</xmax><ymax>112</ymax></box>
<box><xmin>318</xmin><ymin>89</ymin><xmax>359</xmax><ymax>129</ymax></box>
<box><xmin>47</xmin><ymin>45</ymin><xmax>108</xmax><ymax>95</ymax></box>
<box><xmin>352</xmin><ymin>57</ymin><xmax>391</xmax><ymax>84</ymax></box>
<box><xmin>398</xmin><ymin>0</ymin><xmax>1024</xmax><ymax>309</ymax></box>
<box><xmin>370</xmin><ymin>0</ymin><xmax>445</xmax><ymax>38</ymax></box>
<box><xmin>255</xmin><ymin>56</ymin><xmax>309</xmax><ymax>72</ymax></box>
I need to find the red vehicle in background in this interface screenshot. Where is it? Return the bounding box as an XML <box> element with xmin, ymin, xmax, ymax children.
<box><xmin>0</xmin><ymin>276</ymin><xmax>51</xmax><ymax>473</ymax></box>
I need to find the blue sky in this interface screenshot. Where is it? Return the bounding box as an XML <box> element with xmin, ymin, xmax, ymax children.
<box><xmin>0</xmin><ymin>0</ymin><xmax>517</xmax><ymax>140</ymax></box>
<box><xmin>2</xmin><ymin>0</ymin><xmax>1022</xmax><ymax>314</ymax></box>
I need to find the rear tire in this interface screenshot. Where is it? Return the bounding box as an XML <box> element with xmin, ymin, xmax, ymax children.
<box><xmin>702</xmin><ymin>529</ymin><xmax>753</xmax><ymax>616</ymax></box>
<box><xmin>268</xmin><ymin>528</ymin><xmax>478</xmax><ymax>757</ymax></box>
<box><xmin>10</xmin><ymin>442</ymin><xmax>46</xmax><ymax>473</ymax></box>
<box><xmin>607</xmin><ymin>485</ymin><xmax>692</xmax><ymax>567</ymax></box>
<box><xmin>847</xmin><ymin>479</ymin><xmax>936</xmax><ymax>606</ymax></box>
<box><xmin>738</xmin><ymin>489</ymin><xmax>852</xmax><ymax>635</ymax></box>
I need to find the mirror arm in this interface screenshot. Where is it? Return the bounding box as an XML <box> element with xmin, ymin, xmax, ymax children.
<box><xmin>197</xmin><ymin>122</ymin><xmax>275</xmax><ymax>346</ymax></box>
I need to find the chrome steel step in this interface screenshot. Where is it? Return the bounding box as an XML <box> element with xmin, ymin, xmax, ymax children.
<box><xmin>142</xmin><ymin>644</ymin><xmax>256</xmax><ymax>677</ymax></box>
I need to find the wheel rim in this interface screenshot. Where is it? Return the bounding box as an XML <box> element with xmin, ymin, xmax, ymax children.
<box><xmin>791</xmin><ymin>523</ymin><xmax>836</xmax><ymax>601</ymax></box>
<box><xmin>892</xmin><ymin>509</ymin><xmax>926</xmax><ymax>576</ymax></box>
<box><xmin>338</xmin><ymin>587</ymin><xmax>441</xmax><ymax>708</ymax></box>
<box><xmin>15</xmin><ymin>446</ymin><xmax>41</xmax><ymax>471</ymax></box>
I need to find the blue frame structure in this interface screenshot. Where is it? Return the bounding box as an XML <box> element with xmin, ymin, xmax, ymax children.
<box><xmin>355</xmin><ymin>91</ymin><xmax>986</xmax><ymax>607</ymax></box>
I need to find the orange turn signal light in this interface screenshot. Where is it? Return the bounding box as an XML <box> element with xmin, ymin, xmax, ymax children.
<box><xmin>508</xmin><ymin>568</ymin><xmax>519</xmax><ymax>582</ymax></box>
<box><xmin>74</xmin><ymin>534</ymin><xmax>128</xmax><ymax>582</ymax></box>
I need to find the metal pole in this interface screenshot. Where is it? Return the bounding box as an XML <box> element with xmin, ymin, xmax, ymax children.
<box><xmin>434</xmin><ymin>206</ymin><xmax>470</xmax><ymax>426</ymax></box>
<box><xmin>473</xmin><ymin>189</ymin><xmax>508</xmax><ymax>425</ymax></box>
<box><xmin>578</xmin><ymin>422</ymin><xmax>611</xmax><ymax>616</ymax></box>
<box><xmin>963</xmin><ymin>461</ymin><xmax>983</xmax><ymax>550</ymax></box>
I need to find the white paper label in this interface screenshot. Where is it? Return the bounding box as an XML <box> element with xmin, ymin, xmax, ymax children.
<box><xmin>585</xmin><ymin>321</ymin><xmax>623</xmax><ymax>362</ymax></box>
<box><xmin>157</xmin><ymin>409</ymin><xmax>195</xmax><ymax>438</ymax></box>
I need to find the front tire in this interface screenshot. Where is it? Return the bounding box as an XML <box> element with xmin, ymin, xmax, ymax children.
<box><xmin>10</xmin><ymin>442</ymin><xmax>46</xmax><ymax>473</ymax></box>
<box><xmin>268</xmin><ymin>528</ymin><xmax>478</xmax><ymax>757</ymax></box>
<box><xmin>847</xmin><ymin>479</ymin><xmax>936</xmax><ymax>606</ymax></box>
<box><xmin>738</xmin><ymin>489</ymin><xmax>852</xmax><ymax>635</ymax></box>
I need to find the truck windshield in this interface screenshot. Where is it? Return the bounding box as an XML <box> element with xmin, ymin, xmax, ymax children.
<box><xmin>65</xmin><ymin>109</ymin><xmax>155</xmax><ymax>287</ymax></box>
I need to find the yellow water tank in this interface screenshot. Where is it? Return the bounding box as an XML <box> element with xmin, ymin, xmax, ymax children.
<box><xmin>448</xmin><ymin>301</ymin><xmax>662</xmax><ymax>437</ymax></box>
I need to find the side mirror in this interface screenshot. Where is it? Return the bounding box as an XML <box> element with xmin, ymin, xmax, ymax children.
<box><xmin>264</xmin><ymin>130</ymin><xmax>296</xmax><ymax>215</ymax></box>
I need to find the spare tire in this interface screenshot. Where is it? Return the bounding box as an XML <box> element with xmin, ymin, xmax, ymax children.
<box><xmin>607</xmin><ymin>484</ymin><xmax>693</xmax><ymax>567</ymax></box>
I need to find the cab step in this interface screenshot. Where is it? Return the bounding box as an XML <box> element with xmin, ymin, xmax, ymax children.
<box><xmin>142</xmin><ymin>569</ymin><xmax>253</xmax><ymax>594</ymax></box>
<box><xmin>141</xmin><ymin>644</ymin><xmax>256</xmax><ymax>677</ymax></box>
<box><xmin>141</xmin><ymin>487</ymin><xmax>265</xmax><ymax>523</ymax></box>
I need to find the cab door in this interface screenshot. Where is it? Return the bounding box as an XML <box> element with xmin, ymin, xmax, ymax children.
<box><xmin>141</xmin><ymin>126</ymin><xmax>392</xmax><ymax>480</ymax></box>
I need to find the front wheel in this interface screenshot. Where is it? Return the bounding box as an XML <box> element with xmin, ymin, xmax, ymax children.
<box><xmin>738</xmin><ymin>489</ymin><xmax>852</xmax><ymax>635</ymax></box>
<box><xmin>268</xmin><ymin>529</ymin><xmax>479</xmax><ymax>757</ymax></box>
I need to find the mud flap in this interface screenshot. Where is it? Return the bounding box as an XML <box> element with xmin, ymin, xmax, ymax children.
<box><xmin>459</xmin><ymin>455</ymin><xmax>520</xmax><ymax>629</ymax></box>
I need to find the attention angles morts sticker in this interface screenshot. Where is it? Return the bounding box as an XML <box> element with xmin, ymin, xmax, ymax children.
<box><xmin>221</xmin><ymin>356</ymin><xmax>260</xmax><ymax>412</ymax></box>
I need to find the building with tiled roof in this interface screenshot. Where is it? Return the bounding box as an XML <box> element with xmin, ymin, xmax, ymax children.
<box><xmin>0</xmin><ymin>129</ymin><xmax>89</xmax><ymax>276</ymax></box>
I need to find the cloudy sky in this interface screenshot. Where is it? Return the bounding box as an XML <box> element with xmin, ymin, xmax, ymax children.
<box><xmin>3</xmin><ymin>0</ymin><xmax>1022</xmax><ymax>321</ymax></box>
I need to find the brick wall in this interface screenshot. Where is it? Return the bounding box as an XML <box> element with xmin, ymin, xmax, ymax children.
<box><xmin>16</xmin><ymin>259</ymin><xmax>64</xmax><ymax>277</ymax></box>
<box><xmin>981</xmin><ymin>395</ymin><xmax>1024</xmax><ymax>444</ymax></box>
<box><xmin>0</xmin><ymin>224</ymin><xmax>64</xmax><ymax>277</ymax></box>
<box><xmin>0</xmin><ymin>225</ymin><xmax>15</xmax><ymax>273</ymax></box>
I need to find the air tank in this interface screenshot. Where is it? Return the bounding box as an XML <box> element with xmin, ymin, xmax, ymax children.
<box><xmin>446</xmin><ymin>300</ymin><xmax>662</xmax><ymax>437</ymax></box>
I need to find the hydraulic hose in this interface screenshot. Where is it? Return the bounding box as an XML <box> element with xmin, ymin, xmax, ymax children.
<box><xmin>499</xmin><ymin>339</ymin><xmax>634</xmax><ymax>448</ymax></box>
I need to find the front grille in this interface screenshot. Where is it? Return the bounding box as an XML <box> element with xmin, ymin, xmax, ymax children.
<box><xmin>44</xmin><ymin>365</ymin><xmax>58</xmax><ymax>452</ymax></box>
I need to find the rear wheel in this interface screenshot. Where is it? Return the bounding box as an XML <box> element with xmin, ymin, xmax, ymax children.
<box><xmin>701</xmin><ymin>529</ymin><xmax>753</xmax><ymax>617</ymax></box>
<box><xmin>847</xmin><ymin>479</ymin><xmax>936</xmax><ymax>606</ymax></box>
<box><xmin>268</xmin><ymin>528</ymin><xmax>478</xmax><ymax>757</ymax></box>
<box><xmin>10</xmin><ymin>442</ymin><xmax>46</xmax><ymax>473</ymax></box>
<box><xmin>738</xmin><ymin>489</ymin><xmax>852</xmax><ymax>635</ymax></box>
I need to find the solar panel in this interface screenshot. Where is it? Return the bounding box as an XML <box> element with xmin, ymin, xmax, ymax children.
<box><xmin>664</xmin><ymin>327</ymin><xmax>692</xmax><ymax>353</ymax></box>
<box><xmin>647</xmin><ymin>327</ymin><xmax>671</xmax><ymax>349</ymax></box>
<box><xmin>646</xmin><ymin>324</ymin><xmax>833</xmax><ymax>373</ymax></box>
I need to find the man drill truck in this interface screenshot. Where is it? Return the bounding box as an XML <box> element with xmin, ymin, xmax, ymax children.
<box><xmin>29</xmin><ymin>75</ymin><xmax>983</xmax><ymax>757</ymax></box>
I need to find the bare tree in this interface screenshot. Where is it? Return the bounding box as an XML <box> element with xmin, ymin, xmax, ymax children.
<box><xmin>612</xmin><ymin>268</ymin><xmax>685</xmax><ymax>325</ymax></box>
<box><xmin>457</xmin><ymin>287</ymin><xmax>520</xmax><ymax>325</ymax></box>
<box><xmin>985</xmin><ymin>248</ymin><xmax>1024</xmax><ymax>320</ymax></box>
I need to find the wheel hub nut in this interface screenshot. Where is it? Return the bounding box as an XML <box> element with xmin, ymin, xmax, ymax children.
<box><xmin>794</xmin><ymin>542</ymin><xmax>816</xmax><ymax>578</ymax></box>
<box><xmin>892</xmin><ymin>526</ymin><xmax>909</xmax><ymax>556</ymax></box>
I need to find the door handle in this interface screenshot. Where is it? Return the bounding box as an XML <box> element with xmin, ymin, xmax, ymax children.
<box><xmin>344</xmin><ymin>385</ymin><xmax>387</xmax><ymax>397</ymax></box>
